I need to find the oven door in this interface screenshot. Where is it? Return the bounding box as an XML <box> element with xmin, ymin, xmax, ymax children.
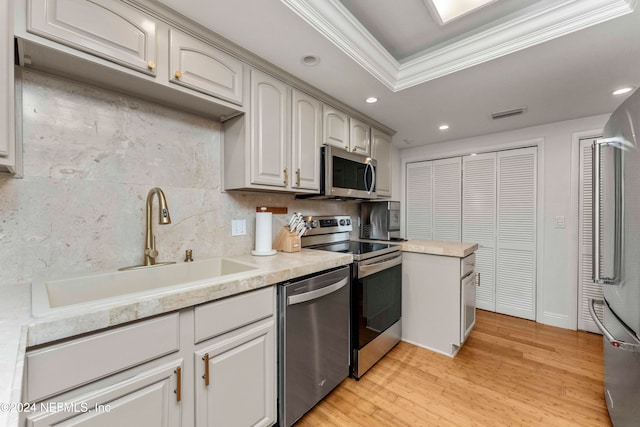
<box><xmin>353</xmin><ymin>253</ymin><xmax>402</xmax><ymax>350</ymax></box>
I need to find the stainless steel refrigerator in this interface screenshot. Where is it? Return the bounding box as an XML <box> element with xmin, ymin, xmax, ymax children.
<box><xmin>590</xmin><ymin>88</ymin><xmax>640</xmax><ymax>426</ymax></box>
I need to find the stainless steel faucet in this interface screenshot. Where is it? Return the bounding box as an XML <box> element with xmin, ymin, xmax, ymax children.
<box><xmin>144</xmin><ymin>187</ymin><xmax>171</xmax><ymax>266</ymax></box>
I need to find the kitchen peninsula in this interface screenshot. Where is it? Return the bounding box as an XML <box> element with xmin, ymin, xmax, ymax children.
<box><xmin>400</xmin><ymin>240</ymin><xmax>479</xmax><ymax>357</ymax></box>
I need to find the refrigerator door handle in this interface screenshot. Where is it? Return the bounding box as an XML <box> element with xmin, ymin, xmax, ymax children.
<box><xmin>590</xmin><ymin>299</ymin><xmax>640</xmax><ymax>352</ymax></box>
<box><xmin>592</xmin><ymin>139</ymin><xmax>619</xmax><ymax>285</ymax></box>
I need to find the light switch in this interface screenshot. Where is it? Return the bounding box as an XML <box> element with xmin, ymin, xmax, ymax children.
<box><xmin>231</xmin><ymin>219</ymin><xmax>246</xmax><ymax>236</ymax></box>
<box><xmin>555</xmin><ymin>216</ymin><xmax>565</xmax><ymax>229</ymax></box>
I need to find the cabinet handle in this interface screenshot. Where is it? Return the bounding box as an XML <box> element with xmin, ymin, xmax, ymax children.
<box><xmin>174</xmin><ymin>367</ymin><xmax>182</xmax><ymax>402</ymax></box>
<box><xmin>296</xmin><ymin>168</ymin><xmax>301</xmax><ymax>187</ymax></box>
<box><xmin>175</xmin><ymin>70</ymin><xmax>182</xmax><ymax>79</ymax></box>
<box><xmin>345</xmin><ymin>145</ymin><xmax>349</xmax><ymax>150</ymax></box>
<box><xmin>352</xmin><ymin>147</ymin><xmax>356</xmax><ymax>152</ymax></box>
<box><xmin>147</xmin><ymin>60</ymin><xmax>156</xmax><ymax>70</ymax></box>
<box><xmin>202</xmin><ymin>353</ymin><xmax>210</xmax><ymax>386</ymax></box>
<box><xmin>476</xmin><ymin>272</ymin><xmax>480</xmax><ymax>287</ymax></box>
<box><xmin>284</xmin><ymin>167</ymin><xmax>289</xmax><ymax>186</ymax></box>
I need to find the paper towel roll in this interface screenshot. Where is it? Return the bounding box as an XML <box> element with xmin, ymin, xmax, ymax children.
<box><xmin>252</xmin><ymin>211</ymin><xmax>277</xmax><ymax>256</ymax></box>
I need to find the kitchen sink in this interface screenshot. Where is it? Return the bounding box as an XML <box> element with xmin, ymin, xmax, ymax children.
<box><xmin>32</xmin><ymin>258</ymin><xmax>258</xmax><ymax>317</ymax></box>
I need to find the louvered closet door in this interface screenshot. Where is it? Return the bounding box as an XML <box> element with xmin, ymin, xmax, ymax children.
<box><xmin>578</xmin><ymin>138</ymin><xmax>603</xmax><ymax>333</ymax></box>
<box><xmin>406</xmin><ymin>161</ymin><xmax>433</xmax><ymax>240</ymax></box>
<box><xmin>433</xmin><ymin>158</ymin><xmax>462</xmax><ymax>241</ymax></box>
<box><xmin>496</xmin><ymin>147</ymin><xmax>537</xmax><ymax>320</ymax></box>
<box><xmin>462</xmin><ymin>153</ymin><xmax>497</xmax><ymax>311</ymax></box>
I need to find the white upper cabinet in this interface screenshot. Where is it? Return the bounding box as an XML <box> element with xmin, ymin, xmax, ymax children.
<box><xmin>28</xmin><ymin>0</ymin><xmax>158</xmax><ymax>75</ymax></box>
<box><xmin>250</xmin><ymin>69</ymin><xmax>289</xmax><ymax>188</ymax></box>
<box><xmin>169</xmin><ymin>29</ymin><xmax>243</xmax><ymax>105</ymax></box>
<box><xmin>349</xmin><ymin>117</ymin><xmax>371</xmax><ymax>156</ymax></box>
<box><xmin>370</xmin><ymin>128</ymin><xmax>392</xmax><ymax>198</ymax></box>
<box><xmin>291</xmin><ymin>89</ymin><xmax>321</xmax><ymax>191</ymax></box>
<box><xmin>0</xmin><ymin>0</ymin><xmax>16</xmax><ymax>174</ymax></box>
<box><xmin>322</xmin><ymin>105</ymin><xmax>349</xmax><ymax>150</ymax></box>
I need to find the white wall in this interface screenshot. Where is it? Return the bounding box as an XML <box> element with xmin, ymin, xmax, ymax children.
<box><xmin>0</xmin><ymin>71</ymin><xmax>358</xmax><ymax>287</ymax></box>
<box><xmin>398</xmin><ymin>115</ymin><xmax>609</xmax><ymax>329</ymax></box>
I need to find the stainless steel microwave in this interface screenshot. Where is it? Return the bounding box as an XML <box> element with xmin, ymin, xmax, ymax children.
<box><xmin>298</xmin><ymin>146</ymin><xmax>377</xmax><ymax>200</ymax></box>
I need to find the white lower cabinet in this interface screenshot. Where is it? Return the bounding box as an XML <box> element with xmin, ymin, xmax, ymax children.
<box><xmin>23</xmin><ymin>287</ymin><xmax>277</xmax><ymax>427</ymax></box>
<box><xmin>402</xmin><ymin>251</ymin><xmax>477</xmax><ymax>357</ymax></box>
<box><xmin>25</xmin><ymin>360</ymin><xmax>183</xmax><ymax>427</ymax></box>
<box><xmin>195</xmin><ymin>319</ymin><xmax>276</xmax><ymax>427</ymax></box>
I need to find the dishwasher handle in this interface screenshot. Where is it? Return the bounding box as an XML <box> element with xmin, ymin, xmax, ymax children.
<box><xmin>589</xmin><ymin>298</ymin><xmax>640</xmax><ymax>353</ymax></box>
<box><xmin>287</xmin><ymin>276</ymin><xmax>348</xmax><ymax>306</ymax></box>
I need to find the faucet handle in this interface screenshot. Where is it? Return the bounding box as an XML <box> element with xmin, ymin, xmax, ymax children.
<box><xmin>145</xmin><ymin>247</ymin><xmax>159</xmax><ymax>259</ymax></box>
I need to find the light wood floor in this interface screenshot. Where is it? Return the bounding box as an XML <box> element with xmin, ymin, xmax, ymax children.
<box><xmin>297</xmin><ymin>310</ymin><xmax>610</xmax><ymax>426</ymax></box>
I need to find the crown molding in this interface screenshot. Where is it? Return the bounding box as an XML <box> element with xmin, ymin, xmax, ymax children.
<box><xmin>281</xmin><ymin>0</ymin><xmax>636</xmax><ymax>92</ymax></box>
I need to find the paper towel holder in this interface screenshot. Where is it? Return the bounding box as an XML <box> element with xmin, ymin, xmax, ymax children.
<box><xmin>251</xmin><ymin>206</ymin><xmax>284</xmax><ymax>256</ymax></box>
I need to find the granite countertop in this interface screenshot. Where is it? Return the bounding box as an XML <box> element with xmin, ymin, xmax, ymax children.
<box><xmin>356</xmin><ymin>238</ymin><xmax>478</xmax><ymax>258</ymax></box>
<box><xmin>400</xmin><ymin>240</ymin><xmax>478</xmax><ymax>258</ymax></box>
<box><xmin>0</xmin><ymin>250</ymin><xmax>352</xmax><ymax>427</ymax></box>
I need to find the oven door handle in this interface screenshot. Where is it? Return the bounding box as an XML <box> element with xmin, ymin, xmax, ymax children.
<box><xmin>358</xmin><ymin>254</ymin><xmax>402</xmax><ymax>278</ymax></box>
<box><xmin>287</xmin><ymin>277</ymin><xmax>348</xmax><ymax>306</ymax></box>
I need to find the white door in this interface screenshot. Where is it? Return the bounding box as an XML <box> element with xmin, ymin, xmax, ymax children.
<box><xmin>462</xmin><ymin>153</ymin><xmax>497</xmax><ymax>312</ymax></box>
<box><xmin>322</xmin><ymin>105</ymin><xmax>349</xmax><ymax>150</ymax></box>
<box><xmin>495</xmin><ymin>147</ymin><xmax>537</xmax><ymax>320</ymax></box>
<box><xmin>195</xmin><ymin>319</ymin><xmax>276</xmax><ymax>427</ymax></box>
<box><xmin>406</xmin><ymin>161</ymin><xmax>433</xmax><ymax>240</ymax></box>
<box><xmin>291</xmin><ymin>89</ymin><xmax>321</xmax><ymax>191</ymax></box>
<box><xmin>578</xmin><ymin>137</ymin><xmax>603</xmax><ymax>333</ymax></box>
<box><xmin>169</xmin><ymin>29</ymin><xmax>243</xmax><ymax>105</ymax></box>
<box><xmin>250</xmin><ymin>69</ymin><xmax>289</xmax><ymax>188</ymax></box>
<box><xmin>432</xmin><ymin>157</ymin><xmax>462</xmax><ymax>241</ymax></box>
<box><xmin>349</xmin><ymin>118</ymin><xmax>371</xmax><ymax>155</ymax></box>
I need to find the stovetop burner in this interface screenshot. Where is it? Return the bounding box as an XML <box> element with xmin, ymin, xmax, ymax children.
<box><xmin>301</xmin><ymin>215</ymin><xmax>401</xmax><ymax>261</ymax></box>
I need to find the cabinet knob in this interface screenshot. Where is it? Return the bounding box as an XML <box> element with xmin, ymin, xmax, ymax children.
<box><xmin>175</xmin><ymin>70</ymin><xmax>182</xmax><ymax>79</ymax></box>
<box><xmin>147</xmin><ymin>60</ymin><xmax>156</xmax><ymax>70</ymax></box>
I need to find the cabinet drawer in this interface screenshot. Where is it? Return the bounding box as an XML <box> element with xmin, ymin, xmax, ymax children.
<box><xmin>461</xmin><ymin>252</ymin><xmax>476</xmax><ymax>278</ymax></box>
<box><xmin>194</xmin><ymin>286</ymin><xmax>274</xmax><ymax>343</ymax></box>
<box><xmin>26</xmin><ymin>313</ymin><xmax>179</xmax><ymax>403</ymax></box>
<box><xmin>28</xmin><ymin>0</ymin><xmax>158</xmax><ymax>76</ymax></box>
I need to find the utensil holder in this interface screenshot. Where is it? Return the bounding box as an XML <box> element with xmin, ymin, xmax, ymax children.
<box><xmin>273</xmin><ymin>226</ymin><xmax>301</xmax><ymax>253</ymax></box>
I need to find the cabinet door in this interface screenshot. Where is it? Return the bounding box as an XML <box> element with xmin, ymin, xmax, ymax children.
<box><xmin>169</xmin><ymin>29</ymin><xmax>243</xmax><ymax>105</ymax></box>
<box><xmin>26</xmin><ymin>360</ymin><xmax>182</xmax><ymax>427</ymax></box>
<box><xmin>322</xmin><ymin>105</ymin><xmax>349</xmax><ymax>150</ymax></box>
<box><xmin>291</xmin><ymin>89</ymin><xmax>321</xmax><ymax>191</ymax></box>
<box><xmin>250</xmin><ymin>69</ymin><xmax>289</xmax><ymax>188</ymax></box>
<box><xmin>0</xmin><ymin>0</ymin><xmax>14</xmax><ymax>170</ymax></box>
<box><xmin>349</xmin><ymin>117</ymin><xmax>370</xmax><ymax>155</ymax></box>
<box><xmin>370</xmin><ymin>128</ymin><xmax>392</xmax><ymax>197</ymax></box>
<box><xmin>28</xmin><ymin>0</ymin><xmax>158</xmax><ymax>75</ymax></box>
<box><xmin>461</xmin><ymin>273</ymin><xmax>477</xmax><ymax>343</ymax></box>
<box><xmin>195</xmin><ymin>319</ymin><xmax>276</xmax><ymax>427</ymax></box>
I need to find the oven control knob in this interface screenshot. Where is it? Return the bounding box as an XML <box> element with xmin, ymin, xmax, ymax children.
<box><xmin>309</xmin><ymin>220</ymin><xmax>318</xmax><ymax>228</ymax></box>
<box><xmin>339</xmin><ymin>219</ymin><xmax>346</xmax><ymax>226</ymax></box>
<box><xmin>346</xmin><ymin>219</ymin><xmax>351</xmax><ymax>225</ymax></box>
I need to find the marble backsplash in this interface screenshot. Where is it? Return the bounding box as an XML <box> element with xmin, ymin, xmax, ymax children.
<box><xmin>0</xmin><ymin>71</ymin><xmax>358</xmax><ymax>286</ymax></box>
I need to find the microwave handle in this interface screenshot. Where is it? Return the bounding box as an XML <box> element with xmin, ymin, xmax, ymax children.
<box><xmin>365</xmin><ymin>162</ymin><xmax>376</xmax><ymax>195</ymax></box>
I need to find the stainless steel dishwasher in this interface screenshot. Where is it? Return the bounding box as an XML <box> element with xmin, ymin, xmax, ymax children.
<box><xmin>278</xmin><ymin>266</ymin><xmax>350</xmax><ymax>427</ymax></box>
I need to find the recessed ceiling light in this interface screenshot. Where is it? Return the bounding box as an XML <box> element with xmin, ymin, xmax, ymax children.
<box><xmin>612</xmin><ymin>87</ymin><xmax>634</xmax><ymax>95</ymax></box>
<box><xmin>300</xmin><ymin>55</ymin><xmax>320</xmax><ymax>66</ymax></box>
<box><xmin>365</xmin><ymin>97</ymin><xmax>378</xmax><ymax>104</ymax></box>
<box><xmin>439</xmin><ymin>124</ymin><xmax>449</xmax><ymax>131</ymax></box>
<box><xmin>470</xmin><ymin>153</ymin><xmax>477</xmax><ymax>156</ymax></box>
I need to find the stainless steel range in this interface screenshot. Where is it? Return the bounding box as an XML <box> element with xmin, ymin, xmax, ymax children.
<box><xmin>302</xmin><ymin>215</ymin><xmax>402</xmax><ymax>379</ymax></box>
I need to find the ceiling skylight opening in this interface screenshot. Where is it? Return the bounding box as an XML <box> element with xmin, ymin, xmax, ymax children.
<box><xmin>425</xmin><ymin>0</ymin><xmax>499</xmax><ymax>25</ymax></box>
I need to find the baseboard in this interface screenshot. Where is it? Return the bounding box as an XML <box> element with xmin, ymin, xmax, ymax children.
<box><xmin>539</xmin><ymin>312</ymin><xmax>571</xmax><ymax>329</ymax></box>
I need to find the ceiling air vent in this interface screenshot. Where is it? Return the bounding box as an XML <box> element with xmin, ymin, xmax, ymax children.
<box><xmin>490</xmin><ymin>107</ymin><xmax>527</xmax><ymax>120</ymax></box>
